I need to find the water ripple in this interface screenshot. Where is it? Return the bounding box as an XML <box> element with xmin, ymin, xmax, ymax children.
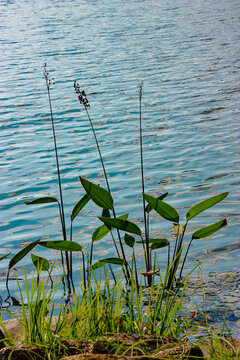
<box><xmin>0</xmin><ymin>0</ymin><xmax>239</xmax><ymax>287</ymax></box>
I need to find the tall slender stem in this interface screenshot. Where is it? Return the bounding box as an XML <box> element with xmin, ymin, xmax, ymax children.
<box><xmin>44</xmin><ymin>64</ymin><xmax>70</xmax><ymax>292</ymax></box>
<box><xmin>179</xmin><ymin>237</ymin><xmax>192</xmax><ymax>279</ymax></box>
<box><xmin>74</xmin><ymin>82</ymin><xmax>130</xmax><ymax>281</ymax></box>
<box><xmin>45</xmin><ymin>82</ymin><xmax>66</xmax><ymax>240</ymax></box>
<box><xmin>139</xmin><ymin>83</ymin><xmax>151</xmax><ymax>285</ymax></box>
<box><xmin>85</xmin><ymin>107</ymin><xmax>130</xmax><ymax>281</ymax></box>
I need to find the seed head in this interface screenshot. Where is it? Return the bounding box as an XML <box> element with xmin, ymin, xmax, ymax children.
<box><xmin>43</xmin><ymin>63</ymin><xmax>55</xmax><ymax>89</ymax></box>
<box><xmin>74</xmin><ymin>81</ymin><xmax>90</xmax><ymax>108</ymax></box>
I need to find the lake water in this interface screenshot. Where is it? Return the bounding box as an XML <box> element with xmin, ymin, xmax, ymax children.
<box><xmin>0</xmin><ymin>0</ymin><xmax>240</xmax><ymax>326</ymax></box>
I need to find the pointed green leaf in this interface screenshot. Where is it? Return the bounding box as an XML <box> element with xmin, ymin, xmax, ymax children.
<box><xmin>145</xmin><ymin>192</ymin><xmax>168</xmax><ymax>213</ymax></box>
<box><xmin>31</xmin><ymin>254</ymin><xmax>50</xmax><ymax>271</ymax></box>
<box><xmin>92</xmin><ymin>214</ymin><xmax>128</xmax><ymax>241</ymax></box>
<box><xmin>143</xmin><ymin>194</ymin><xmax>179</xmax><ymax>223</ymax></box>
<box><xmin>25</xmin><ymin>197</ymin><xmax>58</xmax><ymax>205</ymax></box>
<box><xmin>92</xmin><ymin>224</ymin><xmax>110</xmax><ymax>242</ymax></box>
<box><xmin>192</xmin><ymin>219</ymin><xmax>227</xmax><ymax>239</ymax></box>
<box><xmin>124</xmin><ymin>234</ymin><xmax>135</xmax><ymax>248</ymax></box>
<box><xmin>102</xmin><ymin>208</ymin><xmax>110</xmax><ymax>218</ymax></box>
<box><xmin>0</xmin><ymin>253</ymin><xmax>11</xmax><ymax>262</ymax></box>
<box><xmin>9</xmin><ymin>240</ymin><xmax>40</xmax><ymax>270</ymax></box>
<box><xmin>92</xmin><ymin>257</ymin><xmax>126</xmax><ymax>270</ymax></box>
<box><xmin>186</xmin><ymin>192</ymin><xmax>228</xmax><ymax>221</ymax></box>
<box><xmin>99</xmin><ymin>217</ymin><xmax>142</xmax><ymax>236</ymax></box>
<box><xmin>137</xmin><ymin>238</ymin><xmax>168</xmax><ymax>244</ymax></box>
<box><xmin>79</xmin><ymin>177</ymin><xmax>113</xmax><ymax>210</ymax></box>
<box><xmin>150</xmin><ymin>239</ymin><xmax>169</xmax><ymax>250</ymax></box>
<box><xmin>39</xmin><ymin>241</ymin><xmax>82</xmax><ymax>252</ymax></box>
<box><xmin>71</xmin><ymin>194</ymin><xmax>90</xmax><ymax>221</ymax></box>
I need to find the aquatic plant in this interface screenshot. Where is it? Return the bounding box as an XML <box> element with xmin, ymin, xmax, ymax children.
<box><xmin>4</xmin><ymin>65</ymin><xmax>229</xmax><ymax>300</ymax></box>
<box><xmin>73</xmin><ymin>81</ymin><xmax>228</xmax><ymax>290</ymax></box>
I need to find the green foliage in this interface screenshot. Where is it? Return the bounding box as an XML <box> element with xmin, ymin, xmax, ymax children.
<box><xmin>3</xmin><ymin>74</ymin><xmax>230</xmax><ymax>348</ymax></box>
<box><xmin>25</xmin><ymin>197</ymin><xmax>59</xmax><ymax>205</ymax></box>
<box><xmin>31</xmin><ymin>254</ymin><xmax>50</xmax><ymax>272</ymax></box>
<box><xmin>92</xmin><ymin>214</ymin><xmax>128</xmax><ymax>241</ymax></box>
<box><xmin>71</xmin><ymin>194</ymin><xmax>90</xmax><ymax>221</ymax></box>
<box><xmin>150</xmin><ymin>239</ymin><xmax>169</xmax><ymax>250</ymax></box>
<box><xmin>39</xmin><ymin>240</ymin><xmax>82</xmax><ymax>252</ymax></box>
<box><xmin>145</xmin><ymin>192</ymin><xmax>168</xmax><ymax>213</ymax></box>
<box><xmin>8</xmin><ymin>240</ymin><xmax>40</xmax><ymax>270</ymax></box>
<box><xmin>0</xmin><ymin>253</ymin><xmax>11</xmax><ymax>262</ymax></box>
<box><xmin>98</xmin><ymin>217</ymin><xmax>142</xmax><ymax>236</ymax></box>
<box><xmin>143</xmin><ymin>194</ymin><xmax>179</xmax><ymax>223</ymax></box>
<box><xmin>192</xmin><ymin>219</ymin><xmax>227</xmax><ymax>239</ymax></box>
<box><xmin>124</xmin><ymin>234</ymin><xmax>135</xmax><ymax>248</ymax></box>
<box><xmin>91</xmin><ymin>257</ymin><xmax>126</xmax><ymax>270</ymax></box>
<box><xmin>79</xmin><ymin>176</ymin><xmax>113</xmax><ymax>210</ymax></box>
<box><xmin>186</xmin><ymin>192</ymin><xmax>229</xmax><ymax>221</ymax></box>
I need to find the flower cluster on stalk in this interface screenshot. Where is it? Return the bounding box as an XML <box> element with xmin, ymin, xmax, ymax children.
<box><xmin>43</xmin><ymin>63</ymin><xmax>55</xmax><ymax>89</ymax></box>
<box><xmin>74</xmin><ymin>81</ymin><xmax>90</xmax><ymax>108</ymax></box>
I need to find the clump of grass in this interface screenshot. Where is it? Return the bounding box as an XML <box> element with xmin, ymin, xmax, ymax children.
<box><xmin>2</xmin><ymin>264</ymin><xmax>239</xmax><ymax>360</ymax></box>
<box><xmin>1</xmin><ymin>263</ymin><xmax>191</xmax><ymax>352</ymax></box>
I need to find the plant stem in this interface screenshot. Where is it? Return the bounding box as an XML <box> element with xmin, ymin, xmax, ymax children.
<box><xmin>139</xmin><ymin>83</ymin><xmax>151</xmax><ymax>285</ymax></box>
<box><xmin>81</xmin><ymin>104</ymin><xmax>130</xmax><ymax>281</ymax></box>
<box><xmin>44</xmin><ymin>65</ymin><xmax>71</xmax><ymax>293</ymax></box>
